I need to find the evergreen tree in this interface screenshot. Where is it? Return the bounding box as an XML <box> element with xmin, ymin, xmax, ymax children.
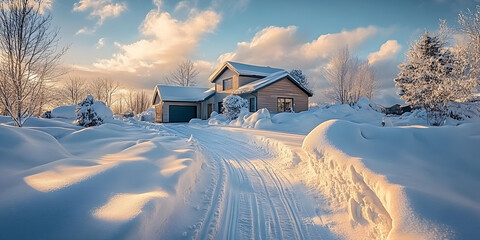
<box><xmin>75</xmin><ymin>95</ymin><xmax>103</xmax><ymax>127</ymax></box>
<box><xmin>289</xmin><ymin>69</ymin><xmax>311</xmax><ymax>92</ymax></box>
<box><xmin>394</xmin><ymin>31</ymin><xmax>476</xmax><ymax>125</ymax></box>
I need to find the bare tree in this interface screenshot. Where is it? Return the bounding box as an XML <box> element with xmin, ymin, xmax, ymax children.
<box><xmin>457</xmin><ymin>7</ymin><xmax>480</xmax><ymax>85</ymax></box>
<box><xmin>62</xmin><ymin>77</ymin><xmax>87</xmax><ymax>105</ymax></box>
<box><xmin>323</xmin><ymin>47</ymin><xmax>375</xmax><ymax>105</ymax></box>
<box><xmin>126</xmin><ymin>89</ymin><xmax>150</xmax><ymax>114</ymax></box>
<box><xmin>164</xmin><ymin>59</ymin><xmax>199</xmax><ymax>86</ymax></box>
<box><xmin>88</xmin><ymin>78</ymin><xmax>120</xmax><ymax>107</ymax></box>
<box><xmin>0</xmin><ymin>0</ymin><xmax>66</xmax><ymax>126</ymax></box>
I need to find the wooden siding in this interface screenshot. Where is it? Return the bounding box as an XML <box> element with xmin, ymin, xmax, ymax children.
<box><xmin>214</xmin><ymin>67</ymin><xmax>237</xmax><ymax>94</ymax></box>
<box><xmin>154</xmin><ymin>103</ymin><xmax>163</xmax><ymax>122</ymax></box>
<box><xmin>257</xmin><ymin>78</ymin><xmax>309</xmax><ymax>113</ymax></box>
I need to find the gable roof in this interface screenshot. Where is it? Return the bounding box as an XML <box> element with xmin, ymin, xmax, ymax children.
<box><xmin>153</xmin><ymin>85</ymin><xmax>215</xmax><ymax>104</ymax></box>
<box><xmin>234</xmin><ymin>71</ymin><xmax>313</xmax><ymax>97</ymax></box>
<box><xmin>209</xmin><ymin>61</ymin><xmax>284</xmax><ymax>82</ymax></box>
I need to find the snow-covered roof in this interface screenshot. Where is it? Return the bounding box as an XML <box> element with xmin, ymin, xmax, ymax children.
<box><xmin>209</xmin><ymin>61</ymin><xmax>285</xmax><ymax>82</ymax></box>
<box><xmin>234</xmin><ymin>71</ymin><xmax>313</xmax><ymax>96</ymax></box>
<box><xmin>155</xmin><ymin>85</ymin><xmax>215</xmax><ymax>102</ymax></box>
<box><xmin>227</xmin><ymin>61</ymin><xmax>284</xmax><ymax>77</ymax></box>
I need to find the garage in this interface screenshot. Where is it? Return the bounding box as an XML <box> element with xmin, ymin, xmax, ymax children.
<box><xmin>169</xmin><ymin>105</ymin><xmax>197</xmax><ymax>122</ymax></box>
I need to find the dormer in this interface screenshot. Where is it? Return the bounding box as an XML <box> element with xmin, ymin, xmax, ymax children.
<box><xmin>209</xmin><ymin>61</ymin><xmax>284</xmax><ymax>93</ymax></box>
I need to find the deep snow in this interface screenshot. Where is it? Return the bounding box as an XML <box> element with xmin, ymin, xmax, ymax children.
<box><xmin>1</xmin><ymin>97</ymin><xmax>479</xmax><ymax>239</ymax></box>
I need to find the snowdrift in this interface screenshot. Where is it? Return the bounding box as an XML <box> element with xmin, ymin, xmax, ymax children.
<box><xmin>0</xmin><ymin>119</ymin><xmax>203</xmax><ymax>239</ymax></box>
<box><xmin>51</xmin><ymin>102</ymin><xmax>113</xmax><ymax>122</ymax></box>
<box><xmin>302</xmin><ymin>120</ymin><xmax>480</xmax><ymax>239</ymax></box>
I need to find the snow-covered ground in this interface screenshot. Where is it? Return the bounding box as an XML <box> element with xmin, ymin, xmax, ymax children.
<box><xmin>1</xmin><ymin>99</ymin><xmax>479</xmax><ymax>239</ymax></box>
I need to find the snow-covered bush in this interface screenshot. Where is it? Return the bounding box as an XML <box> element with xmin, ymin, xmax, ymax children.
<box><xmin>41</xmin><ymin>111</ymin><xmax>51</xmax><ymax>119</ymax></box>
<box><xmin>223</xmin><ymin>95</ymin><xmax>248</xmax><ymax>120</ymax></box>
<box><xmin>447</xmin><ymin>102</ymin><xmax>480</xmax><ymax>121</ymax></box>
<box><xmin>123</xmin><ymin>109</ymin><xmax>134</xmax><ymax>118</ymax></box>
<box><xmin>133</xmin><ymin>108</ymin><xmax>154</xmax><ymax>122</ymax></box>
<box><xmin>75</xmin><ymin>95</ymin><xmax>103</xmax><ymax>127</ymax></box>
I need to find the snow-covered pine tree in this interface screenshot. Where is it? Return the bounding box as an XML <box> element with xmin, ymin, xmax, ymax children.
<box><xmin>75</xmin><ymin>95</ymin><xmax>103</xmax><ymax>127</ymax></box>
<box><xmin>222</xmin><ymin>95</ymin><xmax>248</xmax><ymax>120</ymax></box>
<box><xmin>289</xmin><ymin>69</ymin><xmax>311</xmax><ymax>92</ymax></box>
<box><xmin>394</xmin><ymin>31</ymin><xmax>476</xmax><ymax>125</ymax></box>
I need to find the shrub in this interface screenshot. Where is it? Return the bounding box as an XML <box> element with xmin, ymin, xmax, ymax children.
<box><xmin>222</xmin><ymin>95</ymin><xmax>248</xmax><ymax>120</ymax></box>
<box><xmin>75</xmin><ymin>95</ymin><xmax>103</xmax><ymax>127</ymax></box>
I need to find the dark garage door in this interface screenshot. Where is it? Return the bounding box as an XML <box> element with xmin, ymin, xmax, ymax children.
<box><xmin>169</xmin><ymin>105</ymin><xmax>197</xmax><ymax>122</ymax></box>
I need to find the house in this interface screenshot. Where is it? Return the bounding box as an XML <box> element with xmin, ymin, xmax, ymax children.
<box><xmin>384</xmin><ymin>104</ymin><xmax>412</xmax><ymax>115</ymax></box>
<box><xmin>153</xmin><ymin>61</ymin><xmax>313</xmax><ymax>123</ymax></box>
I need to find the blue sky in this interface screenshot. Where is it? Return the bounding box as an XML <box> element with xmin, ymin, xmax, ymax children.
<box><xmin>47</xmin><ymin>0</ymin><xmax>480</xmax><ymax>105</ymax></box>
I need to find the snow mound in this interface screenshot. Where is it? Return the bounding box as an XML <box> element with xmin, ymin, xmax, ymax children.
<box><xmin>208</xmin><ymin>113</ymin><xmax>227</xmax><ymax>126</ymax></box>
<box><xmin>51</xmin><ymin>102</ymin><xmax>113</xmax><ymax>122</ymax></box>
<box><xmin>51</xmin><ymin>105</ymin><xmax>77</xmax><ymax>119</ymax></box>
<box><xmin>134</xmin><ymin>108</ymin><xmax>155</xmax><ymax>122</ymax></box>
<box><xmin>302</xmin><ymin>120</ymin><xmax>480</xmax><ymax>239</ymax></box>
<box><xmin>0</xmin><ymin>124</ymin><xmax>70</xmax><ymax>172</ymax></box>
<box><xmin>0</xmin><ymin>118</ymin><xmax>203</xmax><ymax>239</ymax></box>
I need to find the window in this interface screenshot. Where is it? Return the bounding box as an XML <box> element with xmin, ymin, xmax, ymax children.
<box><xmin>218</xmin><ymin>102</ymin><xmax>224</xmax><ymax>113</ymax></box>
<box><xmin>277</xmin><ymin>97</ymin><xmax>294</xmax><ymax>112</ymax></box>
<box><xmin>223</xmin><ymin>78</ymin><xmax>233</xmax><ymax>90</ymax></box>
<box><xmin>249</xmin><ymin>97</ymin><xmax>256</xmax><ymax>112</ymax></box>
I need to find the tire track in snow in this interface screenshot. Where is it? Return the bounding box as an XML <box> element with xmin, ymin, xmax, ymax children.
<box><xmin>163</xmin><ymin>124</ymin><xmax>324</xmax><ymax>239</ymax></box>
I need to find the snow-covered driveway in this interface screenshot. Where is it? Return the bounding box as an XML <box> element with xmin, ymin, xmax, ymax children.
<box><xmin>161</xmin><ymin>123</ymin><xmax>336</xmax><ymax>240</ymax></box>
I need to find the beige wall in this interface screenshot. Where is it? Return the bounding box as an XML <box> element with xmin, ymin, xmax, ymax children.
<box><xmin>214</xmin><ymin>68</ymin><xmax>237</xmax><ymax>94</ymax></box>
<box><xmin>257</xmin><ymin>78</ymin><xmax>309</xmax><ymax>113</ymax></box>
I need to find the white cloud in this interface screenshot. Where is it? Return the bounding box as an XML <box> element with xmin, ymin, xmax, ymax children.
<box><xmin>94</xmin><ymin>9</ymin><xmax>220</xmax><ymax>73</ymax></box>
<box><xmin>218</xmin><ymin>25</ymin><xmax>378</xmax><ymax>69</ymax></box>
<box><xmin>96</xmin><ymin>37</ymin><xmax>106</xmax><ymax>49</ymax></box>
<box><xmin>73</xmin><ymin>0</ymin><xmax>127</xmax><ymax>34</ymax></box>
<box><xmin>217</xmin><ymin>25</ymin><xmax>405</xmax><ymax>105</ymax></box>
<box><xmin>367</xmin><ymin>40</ymin><xmax>401</xmax><ymax>65</ymax></box>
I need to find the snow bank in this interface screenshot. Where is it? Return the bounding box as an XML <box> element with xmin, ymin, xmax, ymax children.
<box><xmin>133</xmin><ymin>108</ymin><xmax>155</xmax><ymax>122</ymax></box>
<box><xmin>51</xmin><ymin>105</ymin><xmax>77</xmax><ymax>119</ymax></box>
<box><xmin>51</xmin><ymin>102</ymin><xmax>113</xmax><ymax>122</ymax></box>
<box><xmin>0</xmin><ymin>118</ymin><xmax>203</xmax><ymax>239</ymax></box>
<box><xmin>209</xmin><ymin>98</ymin><xmax>385</xmax><ymax>134</ymax></box>
<box><xmin>302</xmin><ymin>120</ymin><xmax>480</xmax><ymax>239</ymax></box>
<box><xmin>0</xmin><ymin>124</ymin><xmax>70</xmax><ymax>173</ymax></box>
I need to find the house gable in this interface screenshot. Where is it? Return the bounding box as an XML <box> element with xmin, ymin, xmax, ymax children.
<box><xmin>257</xmin><ymin>77</ymin><xmax>309</xmax><ymax>113</ymax></box>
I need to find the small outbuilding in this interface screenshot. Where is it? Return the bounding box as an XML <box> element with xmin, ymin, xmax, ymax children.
<box><xmin>152</xmin><ymin>85</ymin><xmax>215</xmax><ymax>123</ymax></box>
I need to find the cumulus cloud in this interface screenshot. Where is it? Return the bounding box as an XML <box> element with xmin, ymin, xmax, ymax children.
<box><xmin>218</xmin><ymin>25</ymin><xmax>405</xmax><ymax>105</ymax></box>
<box><xmin>69</xmin><ymin>0</ymin><xmax>221</xmax><ymax>88</ymax></box>
<box><xmin>367</xmin><ymin>40</ymin><xmax>401</xmax><ymax>65</ymax></box>
<box><xmin>94</xmin><ymin>8</ymin><xmax>220</xmax><ymax>73</ymax></box>
<box><xmin>73</xmin><ymin>0</ymin><xmax>127</xmax><ymax>34</ymax></box>
<box><xmin>218</xmin><ymin>25</ymin><xmax>378</xmax><ymax>69</ymax></box>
